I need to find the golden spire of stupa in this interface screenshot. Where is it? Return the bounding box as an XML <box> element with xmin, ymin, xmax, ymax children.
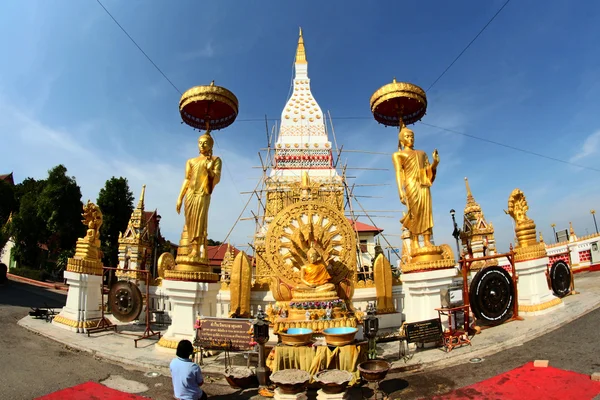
<box><xmin>464</xmin><ymin>177</ymin><xmax>481</xmax><ymax>214</ymax></box>
<box><xmin>295</xmin><ymin>27</ymin><xmax>307</xmax><ymax>64</ymax></box>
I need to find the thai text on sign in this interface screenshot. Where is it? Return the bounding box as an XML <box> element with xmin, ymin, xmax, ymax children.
<box><xmin>196</xmin><ymin>317</ymin><xmax>253</xmax><ymax>351</ymax></box>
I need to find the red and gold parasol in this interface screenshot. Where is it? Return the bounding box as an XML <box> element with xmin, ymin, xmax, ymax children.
<box><xmin>179</xmin><ymin>81</ymin><xmax>238</xmax><ymax>131</ymax></box>
<box><xmin>370</xmin><ymin>79</ymin><xmax>427</xmax><ymax>127</ymax></box>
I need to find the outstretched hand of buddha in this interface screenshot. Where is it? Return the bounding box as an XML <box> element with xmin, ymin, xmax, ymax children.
<box><xmin>432</xmin><ymin>149</ymin><xmax>440</xmax><ymax>166</ymax></box>
<box><xmin>205</xmin><ymin>158</ymin><xmax>214</xmax><ymax>175</ymax></box>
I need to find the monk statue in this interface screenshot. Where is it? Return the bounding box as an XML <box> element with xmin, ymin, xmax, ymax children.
<box><xmin>295</xmin><ymin>246</ymin><xmax>335</xmax><ymax>293</ymax></box>
<box><xmin>176</xmin><ymin>133</ymin><xmax>222</xmax><ymax>261</ymax></box>
<box><xmin>392</xmin><ymin>126</ymin><xmax>439</xmax><ymax>251</ymax></box>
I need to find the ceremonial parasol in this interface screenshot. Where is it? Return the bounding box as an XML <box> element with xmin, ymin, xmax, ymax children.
<box><xmin>179</xmin><ymin>81</ymin><xmax>239</xmax><ymax>131</ymax></box>
<box><xmin>369</xmin><ymin>78</ymin><xmax>427</xmax><ymax>128</ymax></box>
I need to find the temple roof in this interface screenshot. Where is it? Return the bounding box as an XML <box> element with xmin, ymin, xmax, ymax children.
<box><xmin>462</xmin><ymin>177</ymin><xmax>494</xmax><ymax>236</ymax></box>
<box><xmin>0</xmin><ymin>172</ymin><xmax>14</xmax><ymax>186</ymax></box>
<box><xmin>349</xmin><ymin>219</ymin><xmax>383</xmax><ymax>234</ymax></box>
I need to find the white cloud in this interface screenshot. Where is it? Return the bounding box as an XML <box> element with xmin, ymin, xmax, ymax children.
<box><xmin>0</xmin><ymin>99</ymin><xmax>257</xmax><ymax>249</ymax></box>
<box><xmin>178</xmin><ymin>42</ymin><xmax>215</xmax><ymax>61</ymax></box>
<box><xmin>570</xmin><ymin>130</ymin><xmax>600</xmax><ymax>163</ymax></box>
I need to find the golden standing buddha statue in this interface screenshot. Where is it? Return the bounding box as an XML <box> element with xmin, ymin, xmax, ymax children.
<box><xmin>392</xmin><ymin>126</ymin><xmax>439</xmax><ymax>251</ymax></box>
<box><xmin>176</xmin><ymin>133</ymin><xmax>222</xmax><ymax>264</ymax></box>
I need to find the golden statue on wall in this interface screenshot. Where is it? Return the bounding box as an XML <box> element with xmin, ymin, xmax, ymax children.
<box><xmin>175</xmin><ymin>133</ymin><xmax>222</xmax><ymax>265</ymax></box>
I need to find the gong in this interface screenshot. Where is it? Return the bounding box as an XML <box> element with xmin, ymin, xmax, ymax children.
<box><xmin>109</xmin><ymin>280</ymin><xmax>143</xmax><ymax>322</ymax></box>
<box><xmin>550</xmin><ymin>261</ymin><xmax>571</xmax><ymax>298</ymax></box>
<box><xmin>470</xmin><ymin>266</ymin><xmax>514</xmax><ymax>324</ymax></box>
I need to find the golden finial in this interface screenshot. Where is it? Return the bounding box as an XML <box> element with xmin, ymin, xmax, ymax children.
<box><xmin>295</xmin><ymin>27</ymin><xmax>307</xmax><ymax>64</ymax></box>
<box><xmin>464</xmin><ymin>177</ymin><xmax>473</xmax><ymax>199</ymax></box>
<box><xmin>137</xmin><ymin>185</ymin><xmax>146</xmax><ymax>209</ymax></box>
<box><xmin>569</xmin><ymin>221</ymin><xmax>575</xmax><ymax>236</ymax></box>
<box><xmin>539</xmin><ymin>231</ymin><xmax>545</xmax><ymax>243</ymax></box>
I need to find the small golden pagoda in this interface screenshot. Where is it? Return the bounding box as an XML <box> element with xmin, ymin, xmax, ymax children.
<box><xmin>117</xmin><ymin>185</ymin><xmax>152</xmax><ymax>280</ymax></box>
<box><xmin>461</xmin><ymin>177</ymin><xmax>498</xmax><ymax>269</ymax></box>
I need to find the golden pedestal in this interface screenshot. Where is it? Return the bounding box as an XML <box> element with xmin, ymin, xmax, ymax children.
<box><xmin>402</xmin><ymin>244</ymin><xmax>456</xmax><ymax>273</ymax></box>
<box><xmin>165</xmin><ymin>229</ymin><xmax>219</xmax><ymax>282</ymax></box>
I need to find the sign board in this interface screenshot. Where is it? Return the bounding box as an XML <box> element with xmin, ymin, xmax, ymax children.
<box><xmin>556</xmin><ymin>229</ymin><xmax>569</xmax><ymax>243</ymax></box>
<box><xmin>404</xmin><ymin>318</ymin><xmax>443</xmax><ymax>344</ymax></box>
<box><xmin>196</xmin><ymin>317</ymin><xmax>253</xmax><ymax>351</ymax></box>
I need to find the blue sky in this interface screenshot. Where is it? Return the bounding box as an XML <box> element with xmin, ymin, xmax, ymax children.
<box><xmin>1</xmin><ymin>1</ymin><xmax>600</xmax><ymax>257</ymax></box>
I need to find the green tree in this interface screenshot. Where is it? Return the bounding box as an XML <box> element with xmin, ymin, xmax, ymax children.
<box><xmin>37</xmin><ymin>165</ymin><xmax>84</xmax><ymax>258</ymax></box>
<box><xmin>11</xmin><ymin>190</ymin><xmax>48</xmax><ymax>267</ymax></box>
<box><xmin>207</xmin><ymin>239</ymin><xmax>223</xmax><ymax>246</ymax></box>
<box><xmin>97</xmin><ymin>177</ymin><xmax>134</xmax><ymax>267</ymax></box>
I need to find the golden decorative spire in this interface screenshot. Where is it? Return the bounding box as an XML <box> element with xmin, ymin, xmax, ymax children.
<box><xmin>569</xmin><ymin>221</ymin><xmax>576</xmax><ymax>236</ymax></box>
<box><xmin>137</xmin><ymin>184</ymin><xmax>146</xmax><ymax>210</ymax></box>
<box><xmin>295</xmin><ymin>27</ymin><xmax>307</xmax><ymax>64</ymax></box>
<box><xmin>463</xmin><ymin>177</ymin><xmax>481</xmax><ymax>214</ymax></box>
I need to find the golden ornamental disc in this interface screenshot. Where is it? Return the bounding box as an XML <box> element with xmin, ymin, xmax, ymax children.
<box><xmin>370</xmin><ymin>79</ymin><xmax>427</xmax><ymax>126</ymax></box>
<box><xmin>264</xmin><ymin>200</ymin><xmax>357</xmax><ymax>288</ymax></box>
<box><xmin>179</xmin><ymin>81</ymin><xmax>239</xmax><ymax>131</ymax></box>
<box><xmin>157</xmin><ymin>252</ymin><xmax>175</xmax><ymax>279</ymax></box>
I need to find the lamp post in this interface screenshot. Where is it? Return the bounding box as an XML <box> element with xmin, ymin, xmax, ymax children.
<box><xmin>252</xmin><ymin>306</ymin><xmax>270</xmax><ymax>387</ymax></box>
<box><xmin>551</xmin><ymin>223</ymin><xmax>557</xmax><ymax>243</ymax></box>
<box><xmin>591</xmin><ymin>210</ymin><xmax>598</xmax><ymax>234</ymax></box>
<box><xmin>363</xmin><ymin>303</ymin><xmax>379</xmax><ymax>360</ymax></box>
<box><xmin>450</xmin><ymin>209</ymin><xmax>461</xmax><ymax>260</ymax></box>
<box><xmin>153</xmin><ymin>214</ymin><xmax>162</xmax><ymax>278</ymax></box>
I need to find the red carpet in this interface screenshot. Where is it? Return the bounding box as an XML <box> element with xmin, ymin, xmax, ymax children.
<box><xmin>35</xmin><ymin>382</ymin><xmax>150</xmax><ymax>400</ymax></box>
<box><xmin>429</xmin><ymin>362</ymin><xmax>600</xmax><ymax>400</ymax></box>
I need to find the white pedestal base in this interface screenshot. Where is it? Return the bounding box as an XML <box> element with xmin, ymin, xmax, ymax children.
<box><xmin>401</xmin><ymin>268</ymin><xmax>458</xmax><ymax>324</ymax></box>
<box><xmin>316</xmin><ymin>389</ymin><xmax>349</xmax><ymax>399</ymax></box>
<box><xmin>516</xmin><ymin>257</ymin><xmax>563</xmax><ymax>316</ymax></box>
<box><xmin>52</xmin><ymin>271</ymin><xmax>103</xmax><ymax>333</ymax></box>
<box><xmin>274</xmin><ymin>388</ymin><xmax>308</xmax><ymax>400</ymax></box>
<box><xmin>157</xmin><ymin>280</ymin><xmax>219</xmax><ymax>350</ymax></box>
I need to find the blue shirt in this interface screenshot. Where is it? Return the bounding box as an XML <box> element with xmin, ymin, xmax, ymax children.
<box><xmin>170</xmin><ymin>357</ymin><xmax>204</xmax><ymax>400</ymax></box>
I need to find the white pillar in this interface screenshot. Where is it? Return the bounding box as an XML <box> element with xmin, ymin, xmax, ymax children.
<box><xmin>157</xmin><ymin>280</ymin><xmax>219</xmax><ymax>350</ymax></box>
<box><xmin>53</xmin><ymin>271</ymin><xmax>103</xmax><ymax>333</ymax></box>
<box><xmin>401</xmin><ymin>268</ymin><xmax>458</xmax><ymax>323</ymax></box>
<box><xmin>515</xmin><ymin>257</ymin><xmax>563</xmax><ymax>315</ymax></box>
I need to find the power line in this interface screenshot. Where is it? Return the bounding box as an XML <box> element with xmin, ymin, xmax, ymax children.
<box><xmin>426</xmin><ymin>0</ymin><xmax>512</xmax><ymax>92</ymax></box>
<box><xmin>94</xmin><ymin>2</ymin><xmax>595</xmax><ymax>173</ymax></box>
<box><xmin>418</xmin><ymin>121</ymin><xmax>600</xmax><ymax>173</ymax></box>
<box><xmin>95</xmin><ymin>0</ymin><xmax>182</xmax><ymax>95</ymax></box>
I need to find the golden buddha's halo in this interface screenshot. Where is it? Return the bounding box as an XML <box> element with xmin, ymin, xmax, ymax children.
<box><xmin>265</xmin><ymin>200</ymin><xmax>357</xmax><ymax>289</ymax></box>
<box><xmin>369</xmin><ymin>79</ymin><xmax>427</xmax><ymax>127</ymax></box>
<box><xmin>179</xmin><ymin>81</ymin><xmax>239</xmax><ymax>131</ymax></box>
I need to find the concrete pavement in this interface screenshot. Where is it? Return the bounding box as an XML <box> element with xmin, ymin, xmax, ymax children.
<box><xmin>17</xmin><ymin>271</ymin><xmax>600</xmax><ymax>379</ymax></box>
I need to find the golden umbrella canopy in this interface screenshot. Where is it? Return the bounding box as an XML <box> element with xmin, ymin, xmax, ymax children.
<box><xmin>179</xmin><ymin>81</ymin><xmax>239</xmax><ymax>131</ymax></box>
<box><xmin>370</xmin><ymin>79</ymin><xmax>427</xmax><ymax>127</ymax></box>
